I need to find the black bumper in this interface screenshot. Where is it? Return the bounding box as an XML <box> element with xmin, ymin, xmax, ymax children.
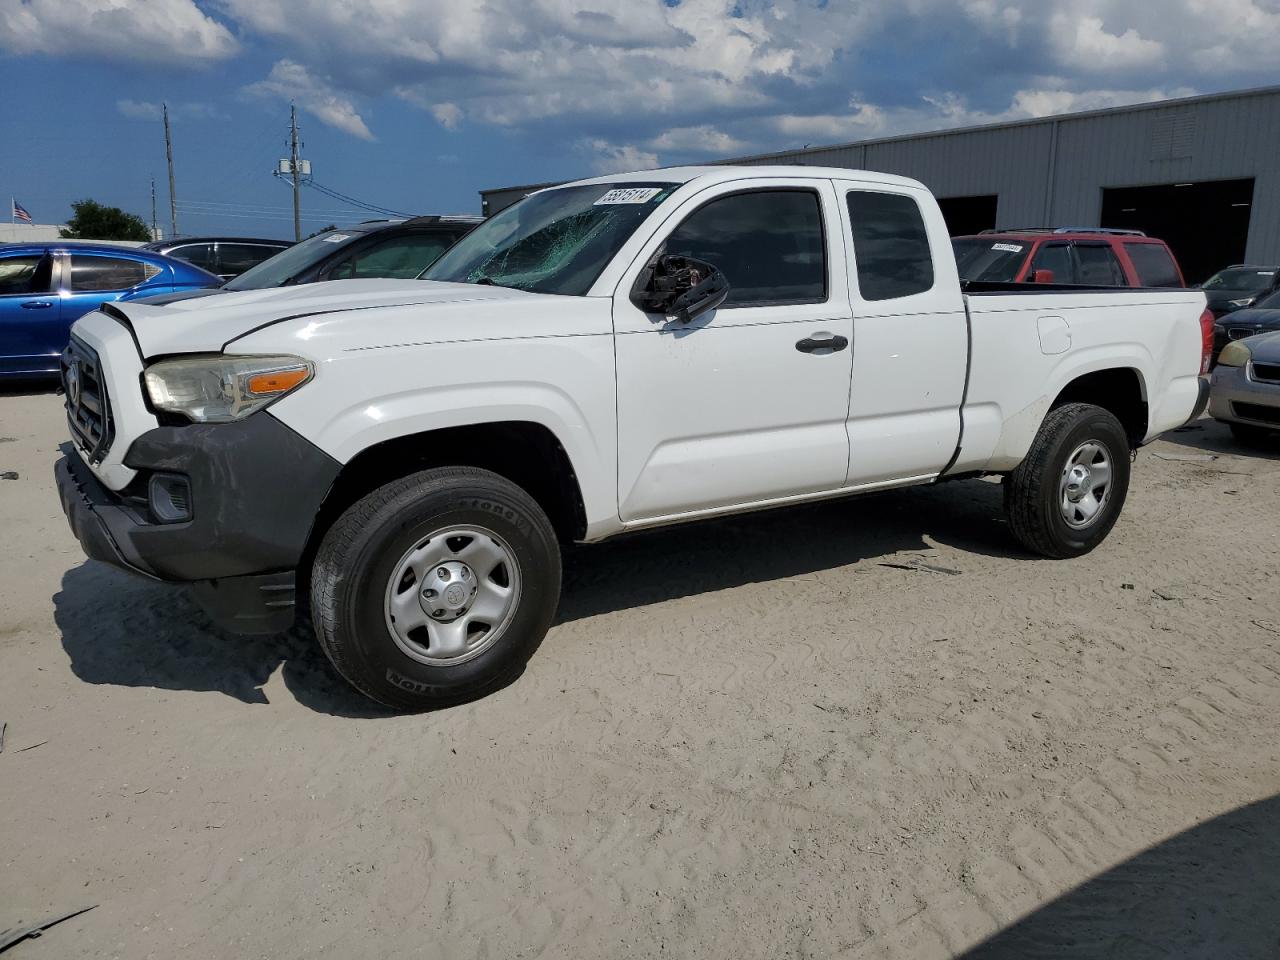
<box><xmin>1187</xmin><ymin>374</ymin><xmax>1212</xmax><ymax>424</ymax></box>
<box><xmin>55</xmin><ymin>413</ymin><xmax>340</xmax><ymax>634</ymax></box>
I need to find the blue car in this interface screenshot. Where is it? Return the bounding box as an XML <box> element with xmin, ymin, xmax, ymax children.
<box><xmin>0</xmin><ymin>242</ymin><xmax>220</xmax><ymax>378</ymax></box>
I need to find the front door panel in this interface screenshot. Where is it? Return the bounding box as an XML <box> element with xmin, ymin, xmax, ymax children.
<box><xmin>613</xmin><ymin>179</ymin><xmax>854</xmax><ymax>523</ymax></box>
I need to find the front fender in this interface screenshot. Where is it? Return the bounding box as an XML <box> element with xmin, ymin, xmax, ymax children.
<box><xmin>264</xmin><ymin>335</ymin><xmax>620</xmax><ymax>537</ymax></box>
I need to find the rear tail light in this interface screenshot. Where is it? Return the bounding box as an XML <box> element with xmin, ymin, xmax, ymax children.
<box><xmin>1198</xmin><ymin>307</ymin><xmax>1214</xmax><ymax>375</ymax></box>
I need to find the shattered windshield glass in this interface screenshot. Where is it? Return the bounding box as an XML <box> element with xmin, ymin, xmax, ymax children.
<box><xmin>421</xmin><ymin>182</ymin><xmax>680</xmax><ymax>296</ymax></box>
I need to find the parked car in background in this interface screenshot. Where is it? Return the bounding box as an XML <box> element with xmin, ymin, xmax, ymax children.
<box><xmin>1198</xmin><ymin>264</ymin><xmax>1279</xmax><ymax>319</ymax></box>
<box><xmin>953</xmin><ymin>228</ymin><xmax>1185</xmax><ymax>288</ymax></box>
<box><xmin>1210</xmin><ymin>329</ymin><xmax>1280</xmax><ymax>443</ymax></box>
<box><xmin>135</xmin><ymin>216</ymin><xmax>483</xmax><ymax>305</ymax></box>
<box><xmin>142</xmin><ymin>237</ymin><xmax>292</xmax><ymax>281</ymax></box>
<box><xmin>1211</xmin><ymin>286</ymin><xmax>1280</xmax><ymax>365</ymax></box>
<box><xmin>0</xmin><ymin>242</ymin><xmax>219</xmax><ymax>378</ymax></box>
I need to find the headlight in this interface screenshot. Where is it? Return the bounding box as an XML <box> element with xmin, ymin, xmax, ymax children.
<box><xmin>144</xmin><ymin>354</ymin><xmax>314</xmax><ymax>422</ymax></box>
<box><xmin>1228</xmin><ymin>297</ymin><xmax>1256</xmax><ymax>308</ymax></box>
<box><xmin>1217</xmin><ymin>341</ymin><xmax>1252</xmax><ymax>368</ymax></box>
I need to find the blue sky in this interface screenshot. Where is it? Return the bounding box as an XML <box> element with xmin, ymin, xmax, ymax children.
<box><xmin>2</xmin><ymin>0</ymin><xmax>1277</xmax><ymax>239</ymax></box>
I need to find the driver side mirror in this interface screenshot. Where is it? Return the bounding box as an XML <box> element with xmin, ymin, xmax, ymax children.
<box><xmin>1031</xmin><ymin>268</ymin><xmax>1055</xmax><ymax>284</ymax></box>
<box><xmin>631</xmin><ymin>254</ymin><xmax>729</xmax><ymax>324</ymax></box>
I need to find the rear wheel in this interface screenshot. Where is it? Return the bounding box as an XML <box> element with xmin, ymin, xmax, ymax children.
<box><xmin>1004</xmin><ymin>402</ymin><xmax>1131</xmax><ymax>559</ymax></box>
<box><xmin>310</xmin><ymin>466</ymin><xmax>561</xmax><ymax>710</ymax></box>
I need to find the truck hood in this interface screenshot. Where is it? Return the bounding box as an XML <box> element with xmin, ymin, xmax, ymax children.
<box><xmin>95</xmin><ymin>279</ymin><xmax>539</xmax><ymax>358</ymax></box>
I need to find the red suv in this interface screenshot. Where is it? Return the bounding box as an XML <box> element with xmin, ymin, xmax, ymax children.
<box><xmin>953</xmin><ymin>228</ymin><xmax>1186</xmax><ymax>288</ymax></box>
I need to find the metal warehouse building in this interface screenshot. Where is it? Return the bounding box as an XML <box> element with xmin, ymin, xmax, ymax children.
<box><xmin>480</xmin><ymin>85</ymin><xmax>1280</xmax><ymax>284</ymax></box>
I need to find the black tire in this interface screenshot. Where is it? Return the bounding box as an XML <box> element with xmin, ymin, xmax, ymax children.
<box><xmin>1228</xmin><ymin>421</ymin><xmax>1275</xmax><ymax>445</ymax></box>
<box><xmin>1004</xmin><ymin>402</ymin><xmax>1132</xmax><ymax>559</ymax></box>
<box><xmin>310</xmin><ymin>466</ymin><xmax>561</xmax><ymax>711</ymax></box>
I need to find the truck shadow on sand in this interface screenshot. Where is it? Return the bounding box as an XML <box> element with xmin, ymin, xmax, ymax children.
<box><xmin>958</xmin><ymin>792</ymin><xmax>1280</xmax><ymax>959</ymax></box>
<box><xmin>55</xmin><ymin>477</ymin><xmax>1024</xmax><ymax>713</ymax></box>
<box><xmin>1159</xmin><ymin>417</ymin><xmax>1280</xmax><ymax>461</ymax></box>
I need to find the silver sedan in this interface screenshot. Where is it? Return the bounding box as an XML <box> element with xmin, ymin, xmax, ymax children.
<box><xmin>1210</xmin><ymin>329</ymin><xmax>1280</xmax><ymax>443</ymax></box>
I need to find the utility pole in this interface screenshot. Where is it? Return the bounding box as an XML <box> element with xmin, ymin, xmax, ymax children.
<box><xmin>163</xmin><ymin>103</ymin><xmax>178</xmax><ymax>238</ymax></box>
<box><xmin>290</xmin><ymin>104</ymin><xmax>301</xmax><ymax>242</ymax></box>
<box><xmin>150</xmin><ymin>178</ymin><xmax>158</xmax><ymax>240</ymax></box>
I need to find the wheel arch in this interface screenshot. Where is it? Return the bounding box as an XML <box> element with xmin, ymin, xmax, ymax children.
<box><xmin>1050</xmin><ymin>366</ymin><xmax>1148</xmax><ymax>446</ymax></box>
<box><xmin>298</xmin><ymin>421</ymin><xmax>590</xmax><ymax>598</ymax></box>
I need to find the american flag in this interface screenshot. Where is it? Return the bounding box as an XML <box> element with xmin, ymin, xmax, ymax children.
<box><xmin>12</xmin><ymin>198</ymin><xmax>33</xmax><ymax>224</ymax></box>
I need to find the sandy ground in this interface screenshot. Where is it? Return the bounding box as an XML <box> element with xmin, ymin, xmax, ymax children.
<box><xmin>2</xmin><ymin>389</ymin><xmax>1279</xmax><ymax>959</ymax></box>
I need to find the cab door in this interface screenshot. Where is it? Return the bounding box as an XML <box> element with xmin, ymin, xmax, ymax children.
<box><xmin>0</xmin><ymin>251</ymin><xmax>61</xmax><ymax>375</ymax></box>
<box><xmin>835</xmin><ymin>182</ymin><xmax>968</xmax><ymax>486</ymax></box>
<box><xmin>612</xmin><ymin>179</ymin><xmax>854</xmax><ymax>523</ymax></box>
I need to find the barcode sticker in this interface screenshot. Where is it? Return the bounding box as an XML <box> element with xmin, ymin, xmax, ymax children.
<box><xmin>992</xmin><ymin>243</ymin><xmax>1023</xmax><ymax>253</ymax></box>
<box><xmin>594</xmin><ymin>188</ymin><xmax>662</xmax><ymax>205</ymax></box>
<box><xmin>322</xmin><ymin>233</ymin><xmax>350</xmax><ymax>243</ymax></box>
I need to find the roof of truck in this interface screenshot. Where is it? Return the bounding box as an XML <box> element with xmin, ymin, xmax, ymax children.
<box><xmin>561</xmin><ymin>165</ymin><xmax>928</xmax><ymax>192</ymax></box>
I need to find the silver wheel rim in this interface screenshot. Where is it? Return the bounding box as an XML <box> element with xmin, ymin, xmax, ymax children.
<box><xmin>383</xmin><ymin>525</ymin><xmax>521</xmax><ymax>666</ymax></box>
<box><xmin>1059</xmin><ymin>439</ymin><xmax>1113</xmax><ymax>529</ymax></box>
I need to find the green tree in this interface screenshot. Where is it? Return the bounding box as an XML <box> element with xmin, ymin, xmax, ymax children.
<box><xmin>59</xmin><ymin>199</ymin><xmax>151</xmax><ymax>241</ymax></box>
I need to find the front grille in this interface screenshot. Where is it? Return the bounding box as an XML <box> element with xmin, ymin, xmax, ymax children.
<box><xmin>1232</xmin><ymin>401</ymin><xmax>1280</xmax><ymax>426</ymax></box>
<box><xmin>61</xmin><ymin>337</ymin><xmax>114</xmax><ymax>463</ymax></box>
<box><xmin>1252</xmin><ymin>362</ymin><xmax>1280</xmax><ymax>384</ymax></box>
<box><xmin>1228</xmin><ymin>327</ymin><xmax>1257</xmax><ymax>341</ymax></box>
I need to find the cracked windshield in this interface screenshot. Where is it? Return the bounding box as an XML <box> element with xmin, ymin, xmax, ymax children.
<box><xmin>422</xmin><ymin>182</ymin><xmax>679</xmax><ymax>295</ymax></box>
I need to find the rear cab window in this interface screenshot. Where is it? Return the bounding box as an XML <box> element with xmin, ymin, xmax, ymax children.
<box><xmin>845</xmin><ymin>191</ymin><xmax>934</xmax><ymax>300</ymax></box>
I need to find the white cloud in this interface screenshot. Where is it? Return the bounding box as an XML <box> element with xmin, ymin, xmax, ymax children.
<box><xmin>244</xmin><ymin>60</ymin><xmax>375</xmax><ymax>141</ymax></box>
<box><xmin>648</xmin><ymin>125</ymin><xmax>747</xmax><ymax>154</ymax></box>
<box><xmin>770</xmin><ymin>103</ymin><xmax>887</xmax><ymax>141</ymax></box>
<box><xmin>116</xmin><ymin>100</ymin><xmax>223</xmax><ymax>121</ymax></box>
<box><xmin>584</xmin><ymin>139</ymin><xmax>660</xmax><ymax>174</ymax></box>
<box><xmin>0</xmin><ymin>0</ymin><xmax>237</xmax><ymax>63</ymax></box>
<box><xmin>1049</xmin><ymin>13</ymin><xmax>1164</xmax><ymax>69</ymax></box>
<box><xmin>431</xmin><ymin>103</ymin><xmax>463</xmax><ymax>130</ymax></box>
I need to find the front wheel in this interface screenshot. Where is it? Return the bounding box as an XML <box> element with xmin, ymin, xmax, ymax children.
<box><xmin>310</xmin><ymin>467</ymin><xmax>561</xmax><ymax>710</ymax></box>
<box><xmin>1004</xmin><ymin>402</ymin><xmax>1132</xmax><ymax>559</ymax></box>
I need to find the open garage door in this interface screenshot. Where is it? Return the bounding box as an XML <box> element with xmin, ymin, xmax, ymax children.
<box><xmin>1101</xmin><ymin>178</ymin><xmax>1254</xmax><ymax>285</ymax></box>
<box><xmin>937</xmin><ymin>195</ymin><xmax>998</xmax><ymax>237</ymax></box>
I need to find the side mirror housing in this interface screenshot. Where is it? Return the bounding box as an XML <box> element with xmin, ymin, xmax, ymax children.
<box><xmin>631</xmin><ymin>254</ymin><xmax>730</xmax><ymax>324</ymax></box>
<box><xmin>1031</xmin><ymin>268</ymin><xmax>1055</xmax><ymax>284</ymax></box>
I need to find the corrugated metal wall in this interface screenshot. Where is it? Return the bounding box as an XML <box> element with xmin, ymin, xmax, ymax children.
<box><xmin>479</xmin><ymin>87</ymin><xmax>1280</xmax><ymax>263</ymax></box>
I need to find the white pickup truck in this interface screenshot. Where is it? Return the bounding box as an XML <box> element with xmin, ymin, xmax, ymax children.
<box><xmin>56</xmin><ymin>166</ymin><xmax>1212</xmax><ymax>709</ymax></box>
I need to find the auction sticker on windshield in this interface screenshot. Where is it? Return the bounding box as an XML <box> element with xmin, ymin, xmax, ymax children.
<box><xmin>992</xmin><ymin>243</ymin><xmax>1023</xmax><ymax>253</ymax></box>
<box><xmin>594</xmin><ymin>188</ymin><xmax>663</xmax><ymax>205</ymax></box>
<box><xmin>322</xmin><ymin>234</ymin><xmax>351</xmax><ymax>243</ymax></box>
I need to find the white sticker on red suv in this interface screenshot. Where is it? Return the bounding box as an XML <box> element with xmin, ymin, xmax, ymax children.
<box><xmin>992</xmin><ymin>243</ymin><xmax>1023</xmax><ymax>253</ymax></box>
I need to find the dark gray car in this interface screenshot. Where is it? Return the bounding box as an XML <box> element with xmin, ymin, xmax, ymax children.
<box><xmin>1209</xmin><ymin>328</ymin><xmax>1280</xmax><ymax>443</ymax></box>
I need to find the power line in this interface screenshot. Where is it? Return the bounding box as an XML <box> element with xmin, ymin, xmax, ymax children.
<box><xmin>302</xmin><ymin>179</ymin><xmax>415</xmax><ymax>218</ymax></box>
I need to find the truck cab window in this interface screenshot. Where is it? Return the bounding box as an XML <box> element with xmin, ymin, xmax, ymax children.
<box><xmin>664</xmin><ymin>190</ymin><xmax>826</xmax><ymax>306</ymax></box>
<box><xmin>846</xmin><ymin>191</ymin><xmax>934</xmax><ymax>300</ymax></box>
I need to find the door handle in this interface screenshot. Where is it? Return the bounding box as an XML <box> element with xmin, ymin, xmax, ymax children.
<box><xmin>795</xmin><ymin>333</ymin><xmax>848</xmax><ymax>353</ymax></box>
<box><xmin>21</xmin><ymin>301</ymin><xmax>54</xmax><ymax>309</ymax></box>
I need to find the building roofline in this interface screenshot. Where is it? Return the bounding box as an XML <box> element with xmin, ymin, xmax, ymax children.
<box><xmin>478</xmin><ymin>84</ymin><xmax>1280</xmax><ymax>199</ymax></box>
<box><xmin>721</xmin><ymin>84</ymin><xmax>1280</xmax><ymax>165</ymax></box>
